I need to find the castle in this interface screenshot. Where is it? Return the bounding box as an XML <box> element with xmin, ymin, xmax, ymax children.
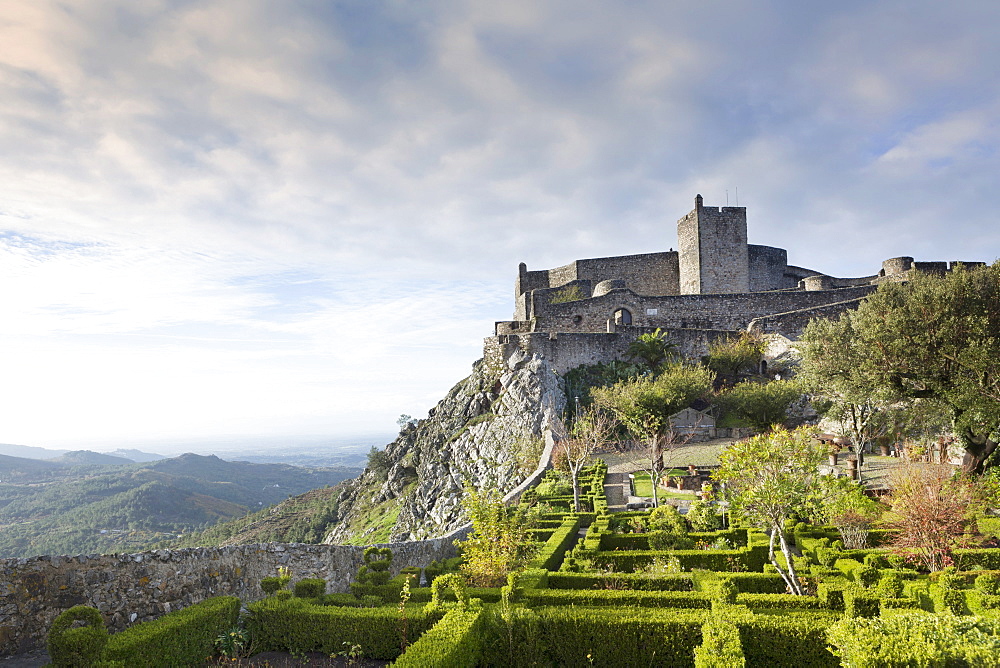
<box><xmin>486</xmin><ymin>195</ymin><xmax>983</xmax><ymax>373</ymax></box>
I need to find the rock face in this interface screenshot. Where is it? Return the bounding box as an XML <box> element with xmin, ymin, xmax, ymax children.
<box><xmin>324</xmin><ymin>351</ymin><xmax>565</xmax><ymax>544</ymax></box>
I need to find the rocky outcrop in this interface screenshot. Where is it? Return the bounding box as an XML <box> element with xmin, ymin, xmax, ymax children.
<box><xmin>324</xmin><ymin>351</ymin><xmax>565</xmax><ymax>544</ymax></box>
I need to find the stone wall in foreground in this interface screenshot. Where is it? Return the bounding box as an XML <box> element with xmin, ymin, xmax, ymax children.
<box><xmin>0</xmin><ymin>528</ymin><xmax>469</xmax><ymax>656</ymax></box>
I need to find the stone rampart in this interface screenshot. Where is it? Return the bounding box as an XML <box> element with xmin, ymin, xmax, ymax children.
<box><xmin>486</xmin><ymin>328</ymin><xmax>734</xmax><ymax>375</ymax></box>
<box><xmin>0</xmin><ymin>530</ymin><xmax>469</xmax><ymax>656</ymax></box>
<box><xmin>528</xmin><ymin>284</ymin><xmax>877</xmax><ymax>334</ymax></box>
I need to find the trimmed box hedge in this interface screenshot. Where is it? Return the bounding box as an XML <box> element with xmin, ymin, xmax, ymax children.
<box><xmin>102</xmin><ymin>596</ymin><xmax>240</xmax><ymax>666</ymax></box>
<box><xmin>547</xmin><ymin>572</ymin><xmax>694</xmax><ymax>591</ymax></box>
<box><xmin>525</xmin><ymin>588</ymin><xmax>712</xmax><ymax>609</ymax></box>
<box><xmin>392</xmin><ymin>608</ymin><xmax>487</xmax><ymax>667</ymax></box>
<box><xmin>246</xmin><ymin>597</ymin><xmax>441</xmax><ymax>660</ymax></box>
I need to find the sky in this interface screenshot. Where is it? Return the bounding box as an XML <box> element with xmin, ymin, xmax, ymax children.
<box><xmin>2</xmin><ymin>0</ymin><xmax>999</xmax><ymax>451</ymax></box>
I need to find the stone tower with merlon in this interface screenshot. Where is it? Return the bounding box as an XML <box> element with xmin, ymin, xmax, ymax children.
<box><xmin>677</xmin><ymin>194</ymin><xmax>750</xmax><ymax>294</ymax></box>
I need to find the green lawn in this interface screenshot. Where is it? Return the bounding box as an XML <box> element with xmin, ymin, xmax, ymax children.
<box><xmin>631</xmin><ymin>471</ymin><xmax>696</xmax><ymax>499</ymax></box>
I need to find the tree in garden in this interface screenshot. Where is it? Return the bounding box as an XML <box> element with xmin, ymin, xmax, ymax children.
<box><xmin>812</xmin><ymin>476</ymin><xmax>885</xmax><ymax>549</ymax></box>
<box><xmin>884</xmin><ymin>464</ymin><xmax>981</xmax><ymax>572</ymax></box>
<box><xmin>626</xmin><ymin>328</ymin><xmax>677</xmax><ymax>371</ymax></box>
<box><xmin>593</xmin><ymin>363</ymin><xmax>714</xmax><ymax>507</ymax></box>
<box><xmin>801</xmin><ymin>262</ymin><xmax>1000</xmax><ymax>474</ymax></box>
<box><xmin>456</xmin><ymin>486</ymin><xmax>536</xmax><ymax>587</ymax></box>
<box><xmin>557</xmin><ymin>409</ymin><xmax>616</xmax><ymax>512</ymax></box>
<box><xmin>714</xmin><ymin>426</ymin><xmax>825</xmax><ymax>595</ymax></box>
<box><xmin>715</xmin><ymin>379</ymin><xmax>802</xmax><ymax>433</ymax></box>
<box><xmin>705</xmin><ymin>330</ymin><xmax>766</xmax><ymax>386</ymax></box>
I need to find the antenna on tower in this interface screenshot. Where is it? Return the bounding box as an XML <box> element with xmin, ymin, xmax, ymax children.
<box><xmin>726</xmin><ymin>190</ymin><xmax>729</xmax><ymax>206</ymax></box>
<box><xmin>735</xmin><ymin>187</ymin><xmax>739</xmax><ymax>207</ymax></box>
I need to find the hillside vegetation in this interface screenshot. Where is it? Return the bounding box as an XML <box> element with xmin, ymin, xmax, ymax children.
<box><xmin>0</xmin><ymin>452</ymin><xmax>360</xmax><ymax>559</ymax></box>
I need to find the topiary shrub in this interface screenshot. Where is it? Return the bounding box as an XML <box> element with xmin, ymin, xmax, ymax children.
<box><xmin>294</xmin><ymin>578</ymin><xmax>327</xmax><ymax>598</ymax></box>
<box><xmin>694</xmin><ymin>616</ymin><xmax>745</xmax><ymax>668</ymax></box>
<box><xmin>715</xmin><ymin>579</ymin><xmax>738</xmax><ymax>606</ymax></box>
<box><xmin>358</xmin><ymin>547</ymin><xmax>393</xmax><ymax>585</ymax></box>
<box><xmin>351</xmin><ymin>546</ymin><xmax>400</xmax><ymax>602</ymax></box>
<box><xmin>876</xmin><ymin>571</ymin><xmax>904</xmax><ymax>599</ymax></box>
<box><xmin>648</xmin><ymin>530</ymin><xmax>695</xmax><ymax>550</ymax></box>
<box><xmin>261</xmin><ymin>574</ymin><xmax>292</xmax><ymax>595</ymax></box>
<box><xmin>975</xmin><ymin>572</ymin><xmax>1000</xmax><ymax>595</ymax></box>
<box><xmin>47</xmin><ymin>606</ymin><xmax>109</xmax><ymax>668</ymax></box>
<box><xmin>856</xmin><ymin>564</ymin><xmax>881</xmax><ymax>589</ymax></box>
<box><xmin>427</xmin><ymin>573</ymin><xmax>471</xmax><ymax>614</ymax></box>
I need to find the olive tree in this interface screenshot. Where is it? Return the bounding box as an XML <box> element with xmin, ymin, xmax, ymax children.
<box><xmin>714</xmin><ymin>426</ymin><xmax>825</xmax><ymax>595</ymax></box>
<box><xmin>801</xmin><ymin>262</ymin><xmax>1000</xmax><ymax>474</ymax></box>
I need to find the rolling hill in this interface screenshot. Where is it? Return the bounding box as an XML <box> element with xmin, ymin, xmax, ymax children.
<box><xmin>0</xmin><ymin>452</ymin><xmax>362</xmax><ymax>559</ymax></box>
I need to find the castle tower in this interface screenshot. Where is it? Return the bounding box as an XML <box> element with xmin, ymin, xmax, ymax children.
<box><xmin>677</xmin><ymin>194</ymin><xmax>750</xmax><ymax>295</ymax></box>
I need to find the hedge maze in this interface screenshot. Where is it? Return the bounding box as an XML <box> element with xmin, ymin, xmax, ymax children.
<box><xmin>48</xmin><ymin>460</ymin><xmax>1000</xmax><ymax>666</ymax></box>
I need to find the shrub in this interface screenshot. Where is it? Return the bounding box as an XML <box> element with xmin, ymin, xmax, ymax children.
<box><xmin>261</xmin><ymin>575</ymin><xmax>292</xmax><ymax>595</ymax></box>
<box><xmin>48</xmin><ymin>606</ymin><xmax>108</xmax><ymax>668</ymax></box>
<box><xmin>976</xmin><ymin>572</ymin><xmax>1000</xmax><ymax>595</ymax></box>
<box><xmin>687</xmin><ymin>501</ymin><xmax>722</xmax><ymax>532</ymax></box>
<box><xmin>716</xmin><ymin>579</ymin><xmax>738</xmax><ymax>605</ymax></box>
<box><xmin>827</xmin><ymin>612</ymin><xmax>1000</xmax><ymax>667</ymax></box>
<box><xmin>845</xmin><ymin>591</ymin><xmax>881</xmax><ymax>618</ymax></box>
<box><xmin>294</xmin><ymin>578</ymin><xmax>327</xmax><ymax>598</ymax></box>
<box><xmin>876</xmin><ymin>571</ymin><xmax>904</xmax><ymax>599</ymax></box>
<box><xmin>351</xmin><ymin>546</ymin><xmax>399</xmax><ymax>601</ymax></box>
<box><xmin>528</xmin><ymin>516</ymin><xmax>581</xmax><ymax>571</ymax></box>
<box><xmin>102</xmin><ymin>596</ymin><xmax>240</xmax><ymax>666</ymax></box>
<box><xmin>648</xmin><ymin>529</ymin><xmax>695</xmax><ymax>550</ymax></box>
<box><xmin>648</xmin><ymin>505</ymin><xmax>688</xmax><ymax>534</ymax></box>
<box><xmin>393</xmin><ymin>608</ymin><xmax>487</xmax><ymax>668</ymax></box>
<box><xmin>737</xmin><ymin>615</ymin><xmax>839</xmax><ymax>667</ymax></box>
<box><xmin>694</xmin><ymin>617</ymin><xmax>745</xmax><ymax>667</ymax></box>
<box><xmin>246</xmin><ymin>596</ymin><xmax>439</xmax><ymax>659</ymax></box>
<box><xmin>855</xmin><ymin>564</ymin><xmax>881</xmax><ymax>589</ymax></box>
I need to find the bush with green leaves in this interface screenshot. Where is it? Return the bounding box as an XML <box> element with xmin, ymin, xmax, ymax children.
<box><xmin>47</xmin><ymin>606</ymin><xmax>109</xmax><ymax>668</ymax></box>
<box><xmin>876</xmin><ymin>571</ymin><xmax>905</xmax><ymax>599</ymax></box>
<box><xmin>261</xmin><ymin>574</ymin><xmax>292</xmax><ymax>595</ymax></box>
<box><xmin>694</xmin><ymin>616</ymin><xmax>745</xmax><ymax>667</ymax></box>
<box><xmin>686</xmin><ymin>500</ymin><xmax>722</xmax><ymax>532</ymax></box>
<box><xmin>975</xmin><ymin>572</ymin><xmax>1000</xmax><ymax>595</ymax></box>
<box><xmin>294</xmin><ymin>577</ymin><xmax>327</xmax><ymax>598</ymax></box>
<box><xmin>102</xmin><ymin>596</ymin><xmax>240</xmax><ymax>666</ymax></box>
<box><xmin>827</xmin><ymin>612</ymin><xmax>1000</xmax><ymax>667</ymax></box>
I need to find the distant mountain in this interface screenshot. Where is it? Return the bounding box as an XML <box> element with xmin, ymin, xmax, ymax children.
<box><xmin>0</xmin><ymin>452</ymin><xmax>363</xmax><ymax>559</ymax></box>
<box><xmin>0</xmin><ymin>443</ymin><xmax>69</xmax><ymax>460</ymax></box>
<box><xmin>0</xmin><ymin>454</ymin><xmax>64</xmax><ymax>482</ymax></box>
<box><xmin>167</xmin><ymin>485</ymin><xmax>342</xmax><ymax>548</ymax></box>
<box><xmin>106</xmin><ymin>448</ymin><xmax>165</xmax><ymax>462</ymax></box>
<box><xmin>49</xmin><ymin>450</ymin><xmax>136</xmax><ymax>467</ymax></box>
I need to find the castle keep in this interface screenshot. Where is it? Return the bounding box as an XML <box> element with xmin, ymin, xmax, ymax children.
<box><xmin>487</xmin><ymin>195</ymin><xmax>983</xmax><ymax>373</ymax></box>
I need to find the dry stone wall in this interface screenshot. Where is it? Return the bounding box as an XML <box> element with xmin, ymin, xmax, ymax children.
<box><xmin>0</xmin><ymin>530</ymin><xmax>468</xmax><ymax>656</ymax></box>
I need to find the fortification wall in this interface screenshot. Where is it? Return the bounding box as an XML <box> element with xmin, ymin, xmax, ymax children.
<box><xmin>747</xmin><ymin>297</ymin><xmax>870</xmax><ymax>338</ymax></box>
<box><xmin>485</xmin><ymin>328</ymin><xmax>734</xmax><ymax>375</ymax></box>
<box><xmin>529</xmin><ymin>285</ymin><xmax>877</xmax><ymax>335</ymax></box>
<box><xmin>0</xmin><ymin>531</ymin><xmax>468</xmax><ymax>656</ymax></box>
<box><xmin>748</xmin><ymin>244</ymin><xmax>791</xmax><ymax>291</ymax></box>
<box><xmin>574</xmin><ymin>252</ymin><xmax>679</xmax><ymax>296</ymax></box>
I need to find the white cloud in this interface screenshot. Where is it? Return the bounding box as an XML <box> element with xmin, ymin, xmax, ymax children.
<box><xmin>1</xmin><ymin>0</ymin><xmax>999</xmax><ymax>447</ymax></box>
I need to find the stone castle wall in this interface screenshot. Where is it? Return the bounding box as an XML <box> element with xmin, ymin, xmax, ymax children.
<box><xmin>485</xmin><ymin>328</ymin><xmax>735</xmax><ymax>375</ymax></box>
<box><xmin>0</xmin><ymin>530</ymin><xmax>469</xmax><ymax>656</ymax></box>
<box><xmin>520</xmin><ymin>284</ymin><xmax>877</xmax><ymax>335</ymax></box>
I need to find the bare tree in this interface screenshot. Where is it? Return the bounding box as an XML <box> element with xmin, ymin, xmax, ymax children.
<box><xmin>556</xmin><ymin>409</ymin><xmax>616</xmax><ymax>511</ymax></box>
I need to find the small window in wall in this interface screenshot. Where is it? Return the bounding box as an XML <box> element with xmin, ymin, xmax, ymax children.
<box><xmin>613</xmin><ymin>308</ymin><xmax>632</xmax><ymax>326</ymax></box>
<box><xmin>572</xmin><ymin>315</ymin><xmax>583</xmax><ymax>324</ymax></box>
<box><xmin>646</xmin><ymin>308</ymin><xmax>658</xmax><ymax>316</ymax></box>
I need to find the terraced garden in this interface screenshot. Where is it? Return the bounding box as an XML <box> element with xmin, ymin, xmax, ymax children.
<box><xmin>46</xmin><ymin>460</ymin><xmax>1000</xmax><ymax>667</ymax></box>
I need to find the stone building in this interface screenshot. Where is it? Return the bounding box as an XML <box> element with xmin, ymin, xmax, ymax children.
<box><xmin>488</xmin><ymin>195</ymin><xmax>983</xmax><ymax>374</ymax></box>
